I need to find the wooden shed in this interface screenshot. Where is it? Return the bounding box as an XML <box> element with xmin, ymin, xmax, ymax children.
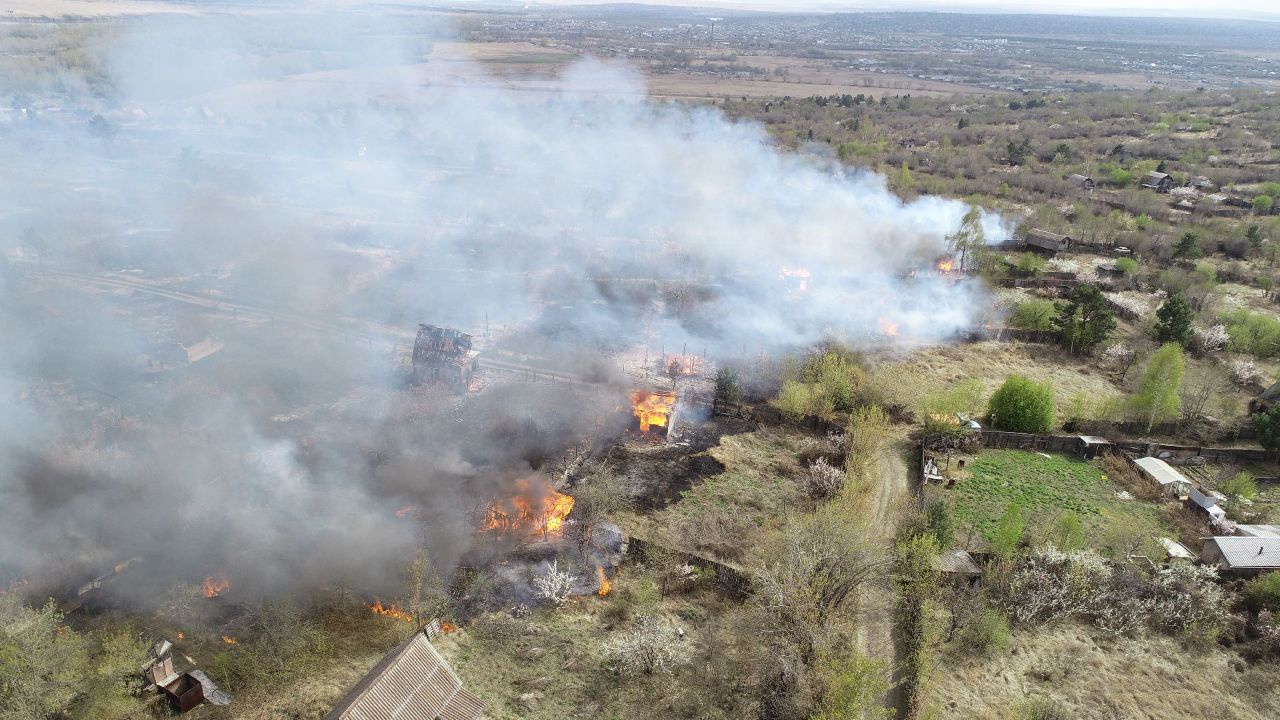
<box><xmin>1024</xmin><ymin>228</ymin><xmax>1071</xmax><ymax>254</ymax></box>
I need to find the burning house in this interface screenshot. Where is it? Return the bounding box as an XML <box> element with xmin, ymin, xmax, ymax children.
<box><xmin>412</xmin><ymin>325</ymin><xmax>479</xmax><ymax>389</ymax></box>
<box><xmin>631</xmin><ymin>390</ymin><xmax>677</xmax><ymax>438</ymax></box>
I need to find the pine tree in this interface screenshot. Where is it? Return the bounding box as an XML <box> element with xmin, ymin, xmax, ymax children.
<box><xmin>1173</xmin><ymin>231</ymin><xmax>1202</xmax><ymax>259</ymax></box>
<box><xmin>1052</xmin><ymin>284</ymin><xmax>1116</xmax><ymax>354</ymax></box>
<box><xmin>1154</xmin><ymin>294</ymin><xmax>1194</xmax><ymax>346</ymax></box>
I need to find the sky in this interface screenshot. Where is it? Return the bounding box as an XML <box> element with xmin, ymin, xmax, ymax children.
<box><xmin>528</xmin><ymin>0</ymin><xmax>1277</xmax><ymax>20</ymax></box>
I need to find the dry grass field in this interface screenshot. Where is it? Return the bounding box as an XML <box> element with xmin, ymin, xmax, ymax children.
<box><xmin>930</xmin><ymin>622</ymin><xmax>1280</xmax><ymax>720</ymax></box>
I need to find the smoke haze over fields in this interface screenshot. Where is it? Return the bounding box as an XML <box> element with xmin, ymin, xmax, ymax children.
<box><xmin>0</xmin><ymin>12</ymin><xmax>1002</xmax><ymax>602</ymax></box>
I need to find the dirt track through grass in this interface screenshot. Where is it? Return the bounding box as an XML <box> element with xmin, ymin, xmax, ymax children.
<box><xmin>855</xmin><ymin>432</ymin><xmax>912</xmax><ymax>716</ymax></box>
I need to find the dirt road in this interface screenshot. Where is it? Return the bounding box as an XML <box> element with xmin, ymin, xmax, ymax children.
<box><xmin>855</xmin><ymin>431</ymin><xmax>913</xmax><ymax>717</ymax></box>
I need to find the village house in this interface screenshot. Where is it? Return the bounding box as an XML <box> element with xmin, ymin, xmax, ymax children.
<box><xmin>325</xmin><ymin>625</ymin><xmax>485</xmax><ymax>720</ymax></box>
<box><xmin>1067</xmin><ymin>173</ymin><xmax>1095</xmax><ymax>191</ymax></box>
<box><xmin>1201</xmin><ymin>536</ymin><xmax>1280</xmax><ymax>578</ymax></box>
<box><xmin>1141</xmin><ymin>171</ymin><xmax>1175</xmax><ymax>193</ymax></box>
<box><xmin>412</xmin><ymin>324</ymin><xmax>480</xmax><ymax>389</ymax></box>
<box><xmin>1024</xmin><ymin>228</ymin><xmax>1071</xmax><ymax>254</ymax></box>
<box><xmin>1134</xmin><ymin>456</ymin><xmax>1193</xmax><ymax>498</ymax></box>
<box><xmin>1236</xmin><ymin>525</ymin><xmax>1280</xmax><ymax>538</ymax></box>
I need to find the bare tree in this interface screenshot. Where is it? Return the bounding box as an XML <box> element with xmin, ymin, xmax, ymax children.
<box><xmin>752</xmin><ymin>508</ymin><xmax>886</xmax><ymax>660</ymax></box>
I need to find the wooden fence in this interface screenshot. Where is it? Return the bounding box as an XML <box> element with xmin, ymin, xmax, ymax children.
<box><xmin>974</xmin><ymin>429</ymin><xmax>1275</xmax><ymax>466</ymax></box>
<box><xmin>625</xmin><ymin>536</ymin><xmax>752</xmax><ymax>600</ymax></box>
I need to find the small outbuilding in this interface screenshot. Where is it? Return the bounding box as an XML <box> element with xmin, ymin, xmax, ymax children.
<box><xmin>1158</xmin><ymin>537</ymin><xmax>1196</xmax><ymax>562</ymax></box>
<box><xmin>1068</xmin><ymin>173</ymin><xmax>1095</xmax><ymax>191</ymax></box>
<box><xmin>1134</xmin><ymin>457</ymin><xmax>1193</xmax><ymax>498</ymax></box>
<box><xmin>1186</xmin><ymin>485</ymin><xmax>1227</xmax><ymax>523</ymax></box>
<box><xmin>1141</xmin><ymin>171</ymin><xmax>1175</xmax><ymax>193</ymax></box>
<box><xmin>1024</xmin><ymin>228</ymin><xmax>1071</xmax><ymax>254</ymax></box>
<box><xmin>1075</xmin><ymin>436</ymin><xmax>1112</xmax><ymax>460</ymax></box>
<box><xmin>1201</xmin><ymin>536</ymin><xmax>1280</xmax><ymax>578</ymax></box>
<box><xmin>937</xmin><ymin>549</ymin><xmax>982</xmax><ymax>585</ymax></box>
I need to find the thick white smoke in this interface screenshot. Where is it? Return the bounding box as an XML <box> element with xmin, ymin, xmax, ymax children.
<box><xmin>0</xmin><ymin>12</ymin><xmax>1002</xmax><ymax>600</ymax></box>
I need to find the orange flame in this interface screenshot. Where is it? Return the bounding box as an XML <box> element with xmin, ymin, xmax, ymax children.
<box><xmin>596</xmin><ymin>564</ymin><xmax>611</xmax><ymax>597</ymax></box>
<box><xmin>176</xmin><ymin>632</ymin><xmax>185</xmax><ymax>641</ymax></box>
<box><xmin>936</xmin><ymin>258</ymin><xmax>955</xmax><ymax>273</ymax></box>
<box><xmin>201</xmin><ymin>575</ymin><xmax>229</xmax><ymax>598</ymax></box>
<box><xmin>369</xmin><ymin>599</ymin><xmax>413</xmax><ymax>623</ymax></box>
<box><xmin>394</xmin><ymin>505</ymin><xmax>418</xmax><ymax>519</ymax></box>
<box><xmin>483</xmin><ymin>476</ymin><xmax>575</xmax><ymax>537</ymax></box>
<box><xmin>877</xmin><ymin>318</ymin><xmax>899</xmax><ymax>337</ymax></box>
<box><xmin>221</xmin><ymin>635</ymin><xmax>237</xmax><ymax>644</ymax></box>
<box><xmin>441</xmin><ymin>621</ymin><xmax>457</xmax><ymax>633</ymax></box>
<box><xmin>631</xmin><ymin>390</ymin><xmax>677</xmax><ymax>434</ymax></box>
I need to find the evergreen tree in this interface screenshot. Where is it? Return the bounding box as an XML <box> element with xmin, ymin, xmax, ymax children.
<box><xmin>1154</xmin><ymin>294</ymin><xmax>1194</xmax><ymax>346</ymax></box>
<box><xmin>1052</xmin><ymin>284</ymin><xmax>1116</xmax><ymax>354</ymax></box>
<box><xmin>1173</xmin><ymin>231</ymin><xmax>1202</xmax><ymax>259</ymax></box>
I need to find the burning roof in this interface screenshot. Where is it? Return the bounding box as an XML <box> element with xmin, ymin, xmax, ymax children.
<box><xmin>631</xmin><ymin>390</ymin><xmax>677</xmax><ymax>436</ymax></box>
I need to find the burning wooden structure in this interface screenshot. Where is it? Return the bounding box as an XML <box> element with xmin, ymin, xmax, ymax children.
<box><xmin>324</xmin><ymin>629</ymin><xmax>485</xmax><ymax>720</ymax></box>
<box><xmin>412</xmin><ymin>325</ymin><xmax>479</xmax><ymax>389</ymax></box>
<box><xmin>631</xmin><ymin>390</ymin><xmax>677</xmax><ymax>437</ymax></box>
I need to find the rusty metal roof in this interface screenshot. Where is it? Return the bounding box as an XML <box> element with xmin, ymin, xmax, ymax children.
<box><xmin>325</xmin><ymin>631</ymin><xmax>484</xmax><ymax>720</ymax></box>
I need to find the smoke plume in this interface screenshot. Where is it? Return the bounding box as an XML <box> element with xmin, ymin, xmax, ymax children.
<box><xmin>0</xmin><ymin>11</ymin><xmax>1002</xmax><ymax>602</ymax></box>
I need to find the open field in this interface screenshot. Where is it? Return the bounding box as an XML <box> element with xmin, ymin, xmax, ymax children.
<box><xmin>940</xmin><ymin>449</ymin><xmax>1170</xmax><ymax>550</ymax></box>
<box><xmin>931</xmin><ymin>621</ymin><xmax>1280</xmax><ymax>720</ymax></box>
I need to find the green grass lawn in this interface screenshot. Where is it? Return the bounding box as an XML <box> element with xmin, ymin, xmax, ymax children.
<box><xmin>947</xmin><ymin>449</ymin><xmax>1170</xmax><ymax>551</ymax></box>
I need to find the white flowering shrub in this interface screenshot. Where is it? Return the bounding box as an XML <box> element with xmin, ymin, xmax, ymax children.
<box><xmin>533</xmin><ymin>560</ymin><xmax>577</xmax><ymax>606</ymax></box>
<box><xmin>1102</xmin><ymin>343</ymin><xmax>1135</xmax><ymax>369</ymax></box>
<box><xmin>1230</xmin><ymin>359</ymin><xmax>1263</xmax><ymax>386</ymax></box>
<box><xmin>805</xmin><ymin>457</ymin><xmax>845</xmax><ymax>500</ymax></box>
<box><xmin>602</xmin><ymin>614</ymin><xmax>692</xmax><ymax>676</ymax></box>
<box><xmin>1192</xmin><ymin>324</ymin><xmax>1229</xmax><ymax>353</ymax></box>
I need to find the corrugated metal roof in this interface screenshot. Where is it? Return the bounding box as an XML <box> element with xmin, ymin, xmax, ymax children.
<box><xmin>1207</xmin><ymin>537</ymin><xmax>1280</xmax><ymax>569</ymax></box>
<box><xmin>325</xmin><ymin>631</ymin><xmax>484</xmax><ymax>720</ymax></box>
<box><xmin>1188</xmin><ymin>486</ymin><xmax>1224</xmax><ymax>518</ymax></box>
<box><xmin>1158</xmin><ymin>537</ymin><xmax>1195</xmax><ymax>560</ymax></box>
<box><xmin>1134</xmin><ymin>457</ymin><xmax>1190</xmax><ymax>487</ymax></box>
<box><xmin>1237</xmin><ymin>525</ymin><xmax>1280</xmax><ymax>539</ymax></box>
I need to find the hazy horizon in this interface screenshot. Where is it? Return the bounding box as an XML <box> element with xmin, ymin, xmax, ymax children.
<box><xmin>518</xmin><ymin>0</ymin><xmax>1279</xmax><ymax>21</ymax></box>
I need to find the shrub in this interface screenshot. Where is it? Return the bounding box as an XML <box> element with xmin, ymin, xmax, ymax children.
<box><xmin>533</xmin><ymin>560</ymin><xmax>577</xmax><ymax>606</ymax></box>
<box><xmin>1221</xmin><ymin>471</ymin><xmax>1259</xmax><ymax>502</ymax></box>
<box><xmin>1222</xmin><ymin>309</ymin><xmax>1280</xmax><ymax>357</ymax></box>
<box><xmin>1244</xmin><ymin>572</ymin><xmax>1280</xmax><ymax>613</ymax></box>
<box><xmin>1016</xmin><ymin>252</ymin><xmax>1046</xmax><ymax>276</ymax></box>
<box><xmin>1017</xmin><ymin>696</ymin><xmax>1075</xmax><ymax>720</ymax></box>
<box><xmin>805</xmin><ymin>457</ymin><xmax>845</xmax><ymax>501</ymax></box>
<box><xmin>601</xmin><ymin>614</ymin><xmax>691</xmax><ymax>676</ymax></box>
<box><xmin>926</xmin><ymin>500</ymin><xmax>954</xmax><ymax>549</ymax></box>
<box><xmin>988</xmin><ymin>375</ymin><xmax>1055</xmax><ymax>433</ymax></box>
<box><xmin>958</xmin><ymin>608</ymin><xmax>1010</xmax><ymax>656</ymax></box>
<box><xmin>1114</xmin><ymin>256</ymin><xmax>1138</xmax><ymax>275</ymax></box>
<box><xmin>1230</xmin><ymin>359</ymin><xmax>1262</xmax><ymax>386</ymax></box>
<box><xmin>1011</xmin><ymin>299</ymin><xmax>1056</xmax><ymax>331</ymax></box>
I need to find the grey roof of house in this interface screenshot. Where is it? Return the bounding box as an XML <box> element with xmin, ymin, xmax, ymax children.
<box><xmin>1143</xmin><ymin>171</ymin><xmax>1172</xmax><ymax>184</ymax></box>
<box><xmin>1134</xmin><ymin>457</ymin><xmax>1191</xmax><ymax>487</ymax></box>
<box><xmin>1207</xmin><ymin>537</ymin><xmax>1280</xmax><ymax>569</ymax></box>
<box><xmin>1237</xmin><ymin>525</ymin><xmax>1280</xmax><ymax>539</ymax></box>
<box><xmin>1159</xmin><ymin>537</ymin><xmax>1196</xmax><ymax>560</ymax></box>
<box><xmin>937</xmin><ymin>549</ymin><xmax>982</xmax><ymax>575</ymax></box>
<box><xmin>1027</xmin><ymin>228</ymin><xmax>1069</xmax><ymax>242</ymax></box>
<box><xmin>1077</xmin><ymin>435</ymin><xmax>1111</xmax><ymax>446</ymax></box>
<box><xmin>325</xmin><ymin>631</ymin><xmax>484</xmax><ymax>720</ymax></box>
